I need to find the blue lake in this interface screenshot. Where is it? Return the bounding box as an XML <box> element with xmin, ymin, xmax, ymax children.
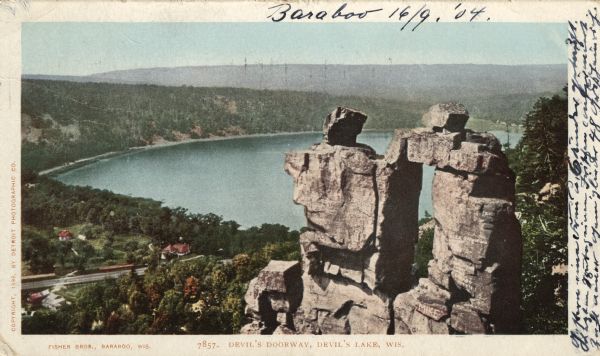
<box><xmin>56</xmin><ymin>131</ymin><xmax>521</xmax><ymax>230</ymax></box>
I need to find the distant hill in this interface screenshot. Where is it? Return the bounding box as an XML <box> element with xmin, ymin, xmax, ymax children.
<box><xmin>24</xmin><ymin>63</ymin><xmax>564</xmax><ymax>102</ymax></box>
<box><xmin>21</xmin><ymin>79</ymin><xmax>427</xmax><ymax>172</ymax></box>
<box><xmin>21</xmin><ymin>63</ymin><xmax>565</xmax><ymax>172</ymax></box>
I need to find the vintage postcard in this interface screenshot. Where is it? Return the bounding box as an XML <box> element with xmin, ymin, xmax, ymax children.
<box><xmin>0</xmin><ymin>0</ymin><xmax>598</xmax><ymax>355</ymax></box>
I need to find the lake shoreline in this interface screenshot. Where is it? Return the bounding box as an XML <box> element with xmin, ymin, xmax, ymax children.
<box><xmin>38</xmin><ymin>126</ymin><xmax>522</xmax><ymax>177</ymax></box>
<box><xmin>38</xmin><ymin>130</ymin><xmax>325</xmax><ymax>176</ymax></box>
<box><xmin>48</xmin><ymin>130</ymin><xmax>521</xmax><ymax>229</ymax></box>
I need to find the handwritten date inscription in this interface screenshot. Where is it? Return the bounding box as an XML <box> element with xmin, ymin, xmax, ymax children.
<box><xmin>267</xmin><ymin>2</ymin><xmax>489</xmax><ymax>30</ymax></box>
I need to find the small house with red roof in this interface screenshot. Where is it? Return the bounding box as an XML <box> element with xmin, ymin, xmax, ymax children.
<box><xmin>161</xmin><ymin>243</ymin><xmax>191</xmax><ymax>259</ymax></box>
<box><xmin>58</xmin><ymin>230</ymin><xmax>73</xmax><ymax>241</ymax></box>
<box><xmin>27</xmin><ymin>290</ymin><xmax>50</xmax><ymax>305</ymax></box>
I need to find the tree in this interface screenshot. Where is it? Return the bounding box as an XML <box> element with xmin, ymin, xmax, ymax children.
<box><xmin>105</xmin><ymin>312</ymin><xmax>122</xmax><ymax>334</ymax></box>
<box><xmin>512</xmin><ymin>92</ymin><xmax>568</xmax><ymax>194</ymax></box>
<box><xmin>232</xmin><ymin>254</ymin><xmax>252</xmax><ymax>281</ymax></box>
<box><xmin>128</xmin><ymin>290</ymin><xmax>149</xmax><ymax>315</ymax></box>
<box><xmin>51</xmin><ymin>239</ymin><xmax>72</xmax><ymax>267</ymax></box>
<box><xmin>22</xmin><ymin>228</ymin><xmax>54</xmax><ymax>273</ymax></box>
<box><xmin>152</xmin><ymin>290</ymin><xmax>185</xmax><ymax>333</ymax></box>
<box><xmin>129</xmin><ymin>314</ymin><xmax>153</xmax><ymax>334</ymax></box>
<box><xmin>22</xmin><ymin>309</ymin><xmax>60</xmax><ymax>334</ymax></box>
<box><xmin>102</xmin><ymin>244</ymin><xmax>115</xmax><ymax>260</ymax></box>
<box><xmin>183</xmin><ymin>276</ymin><xmax>200</xmax><ymax>301</ymax></box>
<box><xmin>222</xmin><ymin>286</ymin><xmax>245</xmax><ymax>333</ymax></box>
<box><xmin>505</xmin><ymin>90</ymin><xmax>567</xmax><ymax>334</ymax></box>
<box><xmin>414</xmin><ymin>228</ymin><xmax>434</xmax><ymax>279</ymax></box>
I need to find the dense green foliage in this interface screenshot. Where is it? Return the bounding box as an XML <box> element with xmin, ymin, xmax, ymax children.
<box><xmin>22</xmin><ymin>173</ymin><xmax>301</xmax><ymax>334</ymax></box>
<box><xmin>505</xmin><ymin>91</ymin><xmax>568</xmax><ymax>334</ymax></box>
<box><xmin>461</xmin><ymin>93</ymin><xmax>552</xmax><ymax>126</ymax></box>
<box><xmin>23</xmin><ymin>245</ymin><xmax>296</xmax><ymax>334</ymax></box>
<box><xmin>20</xmin><ymin>79</ymin><xmax>569</xmax><ymax>335</ymax></box>
<box><xmin>21</xmin><ymin>79</ymin><xmax>558</xmax><ymax>172</ymax></box>
<box><xmin>414</xmin><ymin>226</ymin><xmax>434</xmax><ymax>280</ymax></box>
<box><xmin>22</xmin><ymin>174</ymin><xmax>300</xmax><ymax>275</ymax></box>
<box><xmin>414</xmin><ymin>212</ymin><xmax>434</xmax><ymax>280</ymax></box>
<box><xmin>510</xmin><ymin>94</ymin><xmax>568</xmax><ymax>193</ymax></box>
<box><xmin>22</xmin><ymin>79</ymin><xmax>426</xmax><ymax>171</ymax></box>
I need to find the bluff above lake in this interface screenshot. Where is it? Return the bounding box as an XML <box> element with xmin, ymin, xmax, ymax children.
<box><xmin>22</xmin><ymin>72</ymin><xmax>545</xmax><ymax>172</ymax></box>
<box><xmin>243</xmin><ymin>104</ymin><xmax>521</xmax><ymax>334</ymax></box>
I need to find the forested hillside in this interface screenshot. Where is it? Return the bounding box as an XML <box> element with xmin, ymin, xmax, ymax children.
<box><xmin>21</xmin><ymin>80</ymin><xmax>425</xmax><ymax>172</ymax></box>
<box><xmin>21</xmin><ymin>174</ymin><xmax>300</xmax><ymax>334</ymax></box>
<box><xmin>22</xmin><ymin>174</ymin><xmax>300</xmax><ymax>274</ymax></box>
<box><xmin>505</xmin><ymin>90</ymin><xmax>568</xmax><ymax>333</ymax></box>
<box><xmin>22</xmin><ymin>79</ymin><xmax>555</xmax><ymax>172</ymax></box>
<box><xmin>20</xmin><ymin>87</ymin><xmax>569</xmax><ymax>335</ymax></box>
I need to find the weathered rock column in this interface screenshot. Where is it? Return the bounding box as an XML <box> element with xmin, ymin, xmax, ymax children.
<box><xmin>242</xmin><ymin>103</ymin><xmax>521</xmax><ymax>335</ymax></box>
<box><xmin>241</xmin><ymin>260</ymin><xmax>303</xmax><ymax>334</ymax></box>
<box><xmin>242</xmin><ymin>107</ymin><xmax>423</xmax><ymax>334</ymax></box>
<box><xmin>391</xmin><ymin>103</ymin><xmax>522</xmax><ymax>334</ymax></box>
<box><xmin>287</xmin><ymin>107</ymin><xmax>422</xmax><ymax>334</ymax></box>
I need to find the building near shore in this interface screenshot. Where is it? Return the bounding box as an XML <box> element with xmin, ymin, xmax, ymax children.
<box><xmin>58</xmin><ymin>229</ymin><xmax>73</xmax><ymax>241</ymax></box>
<box><xmin>161</xmin><ymin>243</ymin><xmax>191</xmax><ymax>259</ymax></box>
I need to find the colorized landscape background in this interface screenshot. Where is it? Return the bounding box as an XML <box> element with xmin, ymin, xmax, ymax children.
<box><xmin>20</xmin><ymin>22</ymin><xmax>568</xmax><ymax>334</ymax></box>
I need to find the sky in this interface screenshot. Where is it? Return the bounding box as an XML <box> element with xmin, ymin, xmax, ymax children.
<box><xmin>22</xmin><ymin>22</ymin><xmax>567</xmax><ymax>76</ymax></box>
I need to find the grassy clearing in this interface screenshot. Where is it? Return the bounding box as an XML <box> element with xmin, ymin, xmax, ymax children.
<box><xmin>466</xmin><ymin>117</ymin><xmax>523</xmax><ymax>132</ymax></box>
<box><xmin>22</xmin><ymin>261</ymin><xmax>33</xmax><ymax>276</ymax></box>
<box><xmin>54</xmin><ymin>284</ymin><xmax>89</xmax><ymax>302</ymax></box>
<box><xmin>24</xmin><ymin>222</ymin><xmax>154</xmax><ymax>276</ymax></box>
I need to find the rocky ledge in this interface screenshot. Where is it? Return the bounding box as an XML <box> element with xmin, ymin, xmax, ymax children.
<box><xmin>242</xmin><ymin>104</ymin><xmax>521</xmax><ymax>334</ymax></box>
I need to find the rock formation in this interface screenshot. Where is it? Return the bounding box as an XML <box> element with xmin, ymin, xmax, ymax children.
<box><xmin>242</xmin><ymin>104</ymin><xmax>521</xmax><ymax>334</ymax></box>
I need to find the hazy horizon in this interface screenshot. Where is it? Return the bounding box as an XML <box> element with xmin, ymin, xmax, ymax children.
<box><xmin>23</xmin><ymin>62</ymin><xmax>566</xmax><ymax>77</ymax></box>
<box><xmin>22</xmin><ymin>22</ymin><xmax>566</xmax><ymax>76</ymax></box>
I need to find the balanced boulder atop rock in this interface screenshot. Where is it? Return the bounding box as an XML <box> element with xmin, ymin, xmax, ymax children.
<box><xmin>422</xmin><ymin>102</ymin><xmax>469</xmax><ymax>132</ymax></box>
<box><xmin>243</xmin><ymin>103</ymin><xmax>521</xmax><ymax>335</ymax></box>
<box><xmin>323</xmin><ymin>107</ymin><xmax>367</xmax><ymax>146</ymax></box>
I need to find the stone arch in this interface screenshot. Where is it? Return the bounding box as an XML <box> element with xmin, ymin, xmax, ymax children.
<box><xmin>390</xmin><ymin>103</ymin><xmax>522</xmax><ymax>334</ymax></box>
<box><xmin>242</xmin><ymin>104</ymin><xmax>521</xmax><ymax>335</ymax></box>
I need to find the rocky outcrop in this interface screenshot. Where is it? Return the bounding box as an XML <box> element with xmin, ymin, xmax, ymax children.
<box><xmin>389</xmin><ymin>104</ymin><xmax>521</xmax><ymax>334</ymax></box>
<box><xmin>284</xmin><ymin>110</ymin><xmax>421</xmax><ymax>296</ymax></box>
<box><xmin>421</xmin><ymin>102</ymin><xmax>469</xmax><ymax>132</ymax></box>
<box><xmin>292</xmin><ymin>273</ymin><xmax>392</xmax><ymax>334</ymax></box>
<box><xmin>285</xmin><ymin>143</ymin><xmax>380</xmax><ymax>253</ymax></box>
<box><xmin>242</xmin><ymin>104</ymin><xmax>521</xmax><ymax>335</ymax></box>
<box><xmin>241</xmin><ymin>260</ymin><xmax>303</xmax><ymax>334</ymax></box>
<box><xmin>322</xmin><ymin>107</ymin><xmax>368</xmax><ymax>146</ymax></box>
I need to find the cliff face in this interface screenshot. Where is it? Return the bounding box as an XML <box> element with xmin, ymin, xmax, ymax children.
<box><xmin>242</xmin><ymin>104</ymin><xmax>521</xmax><ymax>335</ymax></box>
